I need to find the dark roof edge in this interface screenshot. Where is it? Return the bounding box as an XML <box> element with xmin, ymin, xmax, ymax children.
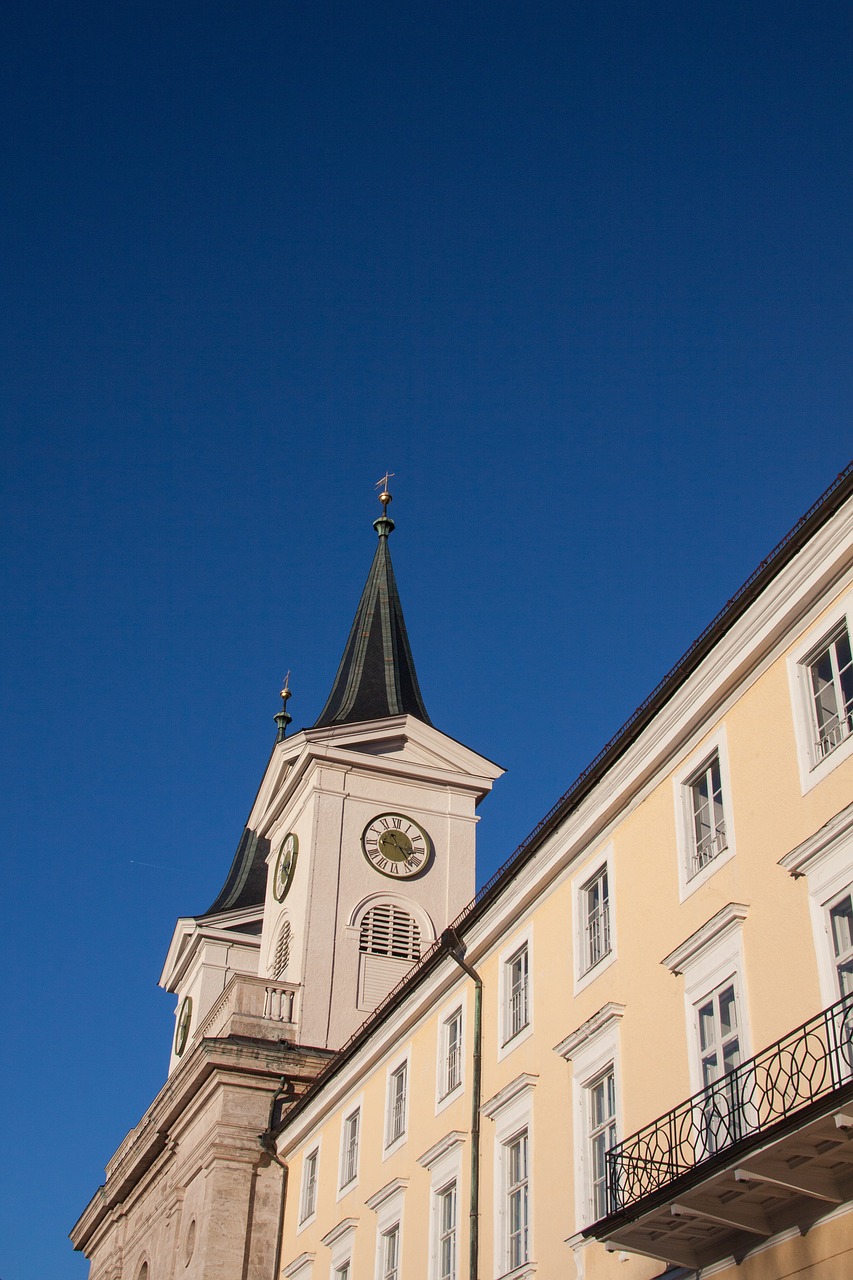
<box><xmin>276</xmin><ymin>460</ymin><xmax>853</xmax><ymax>1133</ymax></box>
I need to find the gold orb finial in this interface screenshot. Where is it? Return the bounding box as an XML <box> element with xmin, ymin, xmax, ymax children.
<box><xmin>375</xmin><ymin>471</ymin><xmax>395</xmax><ymax>515</ymax></box>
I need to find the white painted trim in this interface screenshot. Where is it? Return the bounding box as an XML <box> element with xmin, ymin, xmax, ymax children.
<box><xmin>786</xmin><ymin>584</ymin><xmax>853</xmax><ymax>793</ymax></box>
<box><xmin>565</xmin><ymin>1007</ymin><xmax>623</xmax><ymax>1230</ymax></box>
<box><xmin>365</xmin><ymin>1178</ymin><xmax>409</xmax><ymax>1213</ymax></box>
<box><xmin>489</xmin><ymin>1078</ymin><xmax>535</xmax><ymax>1280</ymax></box>
<box><xmin>423</xmin><ymin>1136</ymin><xmax>464</xmax><ymax>1280</ymax></box>
<box><xmin>321</xmin><ymin>1217</ymin><xmax>359</xmax><ymax>1249</ymax></box>
<box><xmin>417</xmin><ymin>1130</ymin><xmax>467</xmax><ymax>1169</ymax></box>
<box><xmin>780</xmin><ymin>808</ymin><xmax>853</xmax><ymax>1007</ymax></box>
<box><xmin>497</xmin><ymin>928</ymin><xmax>534</xmax><ymax>1060</ymax></box>
<box><xmin>662</xmin><ymin>902</ymin><xmax>749</xmax><ymax>976</ymax></box>
<box><xmin>672</xmin><ymin>723</ymin><xmax>737</xmax><ymax>901</ymax></box>
<box><xmin>780</xmin><ymin>799</ymin><xmax>853</xmax><ymax>877</ymax></box>
<box><xmin>435</xmin><ymin>995</ymin><xmax>466</xmax><ymax>1114</ymax></box>
<box><xmin>296</xmin><ymin>1138</ymin><xmax>322</xmax><ymax>1234</ymax></box>
<box><xmin>571</xmin><ymin>845</ymin><xmax>617</xmax><ymax>995</ymax></box>
<box><xmin>369</xmin><ymin>1180</ymin><xmax>407</xmax><ymax>1280</ymax></box>
<box><xmin>282</xmin><ymin>1252</ymin><xmax>315</xmax><ymax>1279</ymax></box>
<box><xmin>482</xmin><ymin>1074</ymin><xmax>539</xmax><ymax>1121</ymax></box>
<box><xmin>382</xmin><ymin>1048</ymin><xmax>412</xmax><ymax>1158</ymax></box>
<box><xmin>336</xmin><ymin>1094</ymin><xmax>364</xmax><ymax>1200</ymax></box>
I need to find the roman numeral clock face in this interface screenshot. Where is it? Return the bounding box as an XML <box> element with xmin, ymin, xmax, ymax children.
<box><xmin>361</xmin><ymin>813</ymin><xmax>431</xmax><ymax>878</ymax></box>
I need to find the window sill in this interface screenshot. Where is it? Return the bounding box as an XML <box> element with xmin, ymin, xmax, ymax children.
<box><xmin>574</xmin><ymin>948</ymin><xmax>616</xmax><ymax>996</ymax></box>
<box><xmin>498</xmin><ymin>1020</ymin><xmax>533</xmax><ymax>1061</ymax></box>
<box><xmin>497</xmin><ymin>1263</ymin><xmax>537</xmax><ymax>1280</ymax></box>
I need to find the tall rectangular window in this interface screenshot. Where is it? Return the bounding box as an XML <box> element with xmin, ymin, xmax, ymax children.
<box><xmin>387</xmin><ymin>1062</ymin><xmax>408</xmax><ymax>1145</ymax></box>
<box><xmin>582</xmin><ymin>867</ymin><xmax>611</xmax><ymax>972</ymax></box>
<box><xmin>697</xmin><ymin>982</ymin><xmax>742</xmax><ymax>1153</ymax></box>
<box><xmin>588</xmin><ymin>1069</ymin><xmax>617</xmax><ymax>1220</ymax></box>
<box><xmin>688</xmin><ymin>753</ymin><xmax>727</xmax><ymax>876</ymax></box>
<box><xmin>334</xmin><ymin>1267</ymin><xmax>350</xmax><ymax>1280</ymax></box>
<box><xmin>436</xmin><ymin>1182</ymin><xmax>457</xmax><ymax>1280</ymax></box>
<box><xmin>506</xmin><ymin>1131</ymin><xmax>529</xmax><ymax>1270</ymax></box>
<box><xmin>381</xmin><ymin>1224</ymin><xmax>400</xmax><ymax>1280</ymax></box>
<box><xmin>505</xmin><ymin>945</ymin><xmax>529</xmax><ymax>1042</ymax></box>
<box><xmin>808</xmin><ymin>624</ymin><xmax>853</xmax><ymax>759</ymax></box>
<box><xmin>340</xmin><ymin>1109</ymin><xmax>359</xmax><ymax>1188</ymax></box>
<box><xmin>441</xmin><ymin>1008</ymin><xmax>463</xmax><ymax>1097</ymax></box>
<box><xmin>300</xmin><ymin>1148</ymin><xmax>318</xmax><ymax>1222</ymax></box>
<box><xmin>830</xmin><ymin>893</ymin><xmax>853</xmax><ymax>997</ymax></box>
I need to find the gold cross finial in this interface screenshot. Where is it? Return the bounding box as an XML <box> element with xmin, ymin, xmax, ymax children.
<box><xmin>375</xmin><ymin>471</ymin><xmax>395</xmax><ymax>514</ymax></box>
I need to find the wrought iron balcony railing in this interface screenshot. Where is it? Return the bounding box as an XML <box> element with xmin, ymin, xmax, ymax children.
<box><xmin>606</xmin><ymin>992</ymin><xmax>853</xmax><ymax>1216</ymax></box>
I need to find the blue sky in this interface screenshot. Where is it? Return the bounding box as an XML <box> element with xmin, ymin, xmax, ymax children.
<box><xmin>1</xmin><ymin>3</ymin><xmax>851</xmax><ymax>1275</ymax></box>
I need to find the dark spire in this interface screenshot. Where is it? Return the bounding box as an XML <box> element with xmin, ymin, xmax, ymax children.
<box><xmin>313</xmin><ymin>482</ymin><xmax>432</xmax><ymax>729</ymax></box>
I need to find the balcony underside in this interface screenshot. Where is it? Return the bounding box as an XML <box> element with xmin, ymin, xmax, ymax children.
<box><xmin>595</xmin><ymin>1094</ymin><xmax>853</xmax><ymax>1269</ymax></box>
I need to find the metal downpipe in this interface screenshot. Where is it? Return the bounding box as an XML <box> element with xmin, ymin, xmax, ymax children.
<box><xmin>442</xmin><ymin>928</ymin><xmax>482</xmax><ymax>1280</ymax></box>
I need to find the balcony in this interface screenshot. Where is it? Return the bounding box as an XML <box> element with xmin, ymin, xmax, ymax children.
<box><xmin>193</xmin><ymin>973</ymin><xmax>300</xmax><ymax>1046</ymax></box>
<box><xmin>585</xmin><ymin>994</ymin><xmax>853</xmax><ymax>1269</ymax></box>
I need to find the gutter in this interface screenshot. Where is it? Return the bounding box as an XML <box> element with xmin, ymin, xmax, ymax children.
<box><xmin>442</xmin><ymin>927</ymin><xmax>482</xmax><ymax>1280</ymax></box>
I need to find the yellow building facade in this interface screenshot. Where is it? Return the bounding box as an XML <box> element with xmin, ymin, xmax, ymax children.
<box><xmin>275</xmin><ymin>465</ymin><xmax>853</xmax><ymax>1280</ymax></box>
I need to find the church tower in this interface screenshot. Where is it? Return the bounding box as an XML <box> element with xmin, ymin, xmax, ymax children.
<box><xmin>159</xmin><ymin>484</ymin><xmax>502</xmax><ymax>1066</ymax></box>
<box><xmin>72</xmin><ymin>487</ymin><xmax>501</xmax><ymax>1280</ymax></box>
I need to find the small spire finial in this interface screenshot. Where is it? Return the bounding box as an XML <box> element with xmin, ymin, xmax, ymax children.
<box><xmin>374</xmin><ymin>472</ymin><xmax>396</xmax><ymax>537</ymax></box>
<box><xmin>274</xmin><ymin>671</ymin><xmax>293</xmax><ymax>742</ymax></box>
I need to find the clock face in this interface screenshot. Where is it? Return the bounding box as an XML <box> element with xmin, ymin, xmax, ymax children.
<box><xmin>174</xmin><ymin>995</ymin><xmax>193</xmax><ymax>1057</ymax></box>
<box><xmin>273</xmin><ymin>832</ymin><xmax>299</xmax><ymax>902</ymax></box>
<box><xmin>361</xmin><ymin>813</ymin><xmax>431</xmax><ymax>878</ymax></box>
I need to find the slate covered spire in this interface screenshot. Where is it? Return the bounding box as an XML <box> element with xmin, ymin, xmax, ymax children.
<box><xmin>313</xmin><ymin>486</ymin><xmax>431</xmax><ymax>729</ymax></box>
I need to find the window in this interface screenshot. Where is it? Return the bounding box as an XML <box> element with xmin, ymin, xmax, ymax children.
<box><xmin>387</xmin><ymin>1062</ymin><xmax>408</xmax><ymax>1146</ymax></box>
<box><xmin>807</xmin><ymin>625</ymin><xmax>853</xmax><ymax>760</ymax></box>
<box><xmin>436</xmin><ymin>1183</ymin><xmax>457</xmax><ymax>1280</ymax></box>
<box><xmin>334</xmin><ymin>1266</ymin><xmax>350</xmax><ymax>1280</ymax></box>
<box><xmin>339</xmin><ymin>1109</ymin><xmax>360</xmax><ymax>1188</ymax></box>
<box><xmin>272</xmin><ymin>917</ymin><xmax>292</xmax><ymax>979</ymax></box>
<box><xmin>300</xmin><ymin>1148</ymin><xmax>318</xmax><ymax>1223</ymax></box>
<box><xmin>696</xmin><ymin>981</ymin><xmax>743</xmax><ymax>1154</ymax></box>
<box><xmin>582</xmin><ymin>867</ymin><xmax>610</xmax><ymax>972</ymax></box>
<box><xmin>381</xmin><ymin>1224</ymin><xmax>400</xmax><ymax>1280</ymax></box>
<box><xmin>829</xmin><ymin>892</ymin><xmax>853</xmax><ymax>997</ymax></box>
<box><xmin>355</xmin><ymin>900</ymin><xmax>426</xmax><ymax>1011</ymax></box>
<box><xmin>588</xmin><ymin>1069</ymin><xmax>617</xmax><ymax>1220</ymax></box>
<box><xmin>505</xmin><ymin>945</ymin><xmax>529</xmax><ymax>1043</ymax></box>
<box><xmin>440</xmin><ymin>1008</ymin><xmax>463</xmax><ymax>1099</ymax></box>
<box><xmin>687</xmin><ymin>753</ymin><xmax>727</xmax><ymax>876</ymax></box>
<box><xmin>505</xmin><ymin>1131</ymin><xmax>529</xmax><ymax>1271</ymax></box>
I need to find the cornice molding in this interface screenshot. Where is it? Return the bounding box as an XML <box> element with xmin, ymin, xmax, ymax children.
<box><xmin>779</xmin><ymin>800</ymin><xmax>853</xmax><ymax>877</ymax></box>
<box><xmin>417</xmin><ymin>1130</ymin><xmax>467</xmax><ymax>1170</ymax></box>
<box><xmin>320</xmin><ymin>1217</ymin><xmax>359</xmax><ymax>1248</ymax></box>
<box><xmin>662</xmin><ymin>903</ymin><xmax>749</xmax><ymax>976</ymax></box>
<box><xmin>281</xmin><ymin>1252</ymin><xmax>315</xmax><ymax>1278</ymax></box>
<box><xmin>554</xmin><ymin>1003</ymin><xmax>626</xmax><ymax>1062</ymax></box>
<box><xmin>481</xmin><ymin>1073</ymin><xmax>538</xmax><ymax>1121</ymax></box>
<box><xmin>365</xmin><ymin>1177</ymin><xmax>409</xmax><ymax>1212</ymax></box>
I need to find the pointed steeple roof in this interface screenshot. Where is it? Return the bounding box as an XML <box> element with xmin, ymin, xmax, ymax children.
<box><xmin>314</xmin><ymin>498</ymin><xmax>431</xmax><ymax>729</ymax></box>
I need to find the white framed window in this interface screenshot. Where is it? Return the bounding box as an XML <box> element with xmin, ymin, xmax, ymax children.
<box><xmin>437</xmin><ymin>1004</ymin><xmax>464</xmax><ymax>1107</ymax></box>
<box><xmin>380</xmin><ymin>1225</ymin><xmax>400</xmax><ymax>1280</ymax></box>
<box><xmin>384</xmin><ymin>1052</ymin><xmax>410</xmax><ymax>1153</ymax></box>
<box><xmin>781</xmin><ymin>802</ymin><xmax>853</xmax><ymax>1006</ymax></box>
<box><xmin>787</xmin><ymin>590</ymin><xmax>853</xmax><ymax>793</ymax></box>
<box><xmin>572</xmin><ymin>847</ymin><xmax>617</xmax><ymax>993</ymax></box>
<box><xmin>505</xmin><ymin>1129</ymin><xmax>529</xmax><ymax>1271</ymax></box>
<box><xmin>299</xmin><ymin>1146</ymin><xmax>320</xmax><ymax>1226</ymax></box>
<box><xmin>418</xmin><ymin>1131</ymin><xmax>465</xmax><ymax>1280</ymax></box>
<box><xmin>663</xmin><ymin>902</ymin><xmax>752</xmax><ymax>1097</ymax></box>
<box><xmin>498</xmin><ymin>930</ymin><xmax>533</xmax><ymax>1057</ymax></box>
<box><xmin>556</xmin><ymin>1002</ymin><xmax>624</xmax><ymax>1228</ymax></box>
<box><xmin>338</xmin><ymin>1106</ymin><xmax>361</xmax><ymax>1191</ymax></box>
<box><xmin>695</xmin><ymin>978</ymin><xmax>744</xmax><ymax>1155</ymax></box>
<box><xmin>321</xmin><ymin>1216</ymin><xmax>357</xmax><ymax>1280</ymax></box>
<box><xmin>673</xmin><ymin>728</ymin><xmax>736</xmax><ymax>900</ymax></box>
<box><xmin>482</xmin><ymin>1073</ymin><xmax>536</xmax><ymax>1277</ymax></box>
<box><xmin>367</xmin><ymin>1179</ymin><xmax>407</xmax><ymax>1280</ymax></box>
<box><xmin>435</xmin><ymin>1181</ymin><xmax>458</xmax><ymax>1280</ymax></box>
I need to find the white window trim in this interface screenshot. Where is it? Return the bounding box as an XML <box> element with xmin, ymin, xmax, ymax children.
<box><xmin>672</xmin><ymin>725</ymin><xmax>737</xmax><ymax>901</ymax></box>
<box><xmin>282</xmin><ymin>1253</ymin><xmax>315</xmax><ymax>1280</ymax></box>
<box><xmin>336</xmin><ymin>1094</ymin><xmax>364</xmax><ymax>1199</ymax></box>
<box><xmin>417</xmin><ymin>1131</ymin><xmax>465</xmax><ymax>1280</ymax></box>
<box><xmin>435</xmin><ymin>996</ymin><xmax>466</xmax><ymax>1114</ymax></box>
<box><xmin>483</xmin><ymin>1073</ymin><xmax>536</xmax><ymax>1279</ymax></box>
<box><xmin>571</xmin><ymin>845</ymin><xmax>617</xmax><ymax>995</ymax></box>
<box><xmin>662</xmin><ymin>903</ymin><xmax>752</xmax><ymax>1096</ymax></box>
<box><xmin>780</xmin><ymin>799</ymin><xmax>853</xmax><ymax>1007</ymax></box>
<box><xmin>321</xmin><ymin>1217</ymin><xmax>358</xmax><ymax>1280</ymax></box>
<box><xmin>297</xmin><ymin>1140</ymin><xmax>322</xmax><ymax>1233</ymax></box>
<box><xmin>787</xmin><ymin>586</ymin><xmax>853</xmax><ymax>794</ymax></box>
<box><xmin>556</xmin><ymin>1003</ymin><xmax>624</xmax><ymax>1230</ymax></box>
<box><xmin>367</xmin><ymin>1179</ymin><xmax>407</xmax><ymax>1280</ymax></box>
<box><xmin>497</xmin><ymin>928</ymin><xmax>534</xmax><ymax>1061</ymax></box>
<box><xmin>383</xmin><ymin>1048</ymin><xmax>412</xmax><ymax>1158</ymax></box>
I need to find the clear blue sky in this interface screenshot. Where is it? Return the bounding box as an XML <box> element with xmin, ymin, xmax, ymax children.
<box><xmin>1</xmin><ymin>3</ymin><xmax>850</xmax><ymax>1275</ymax></box>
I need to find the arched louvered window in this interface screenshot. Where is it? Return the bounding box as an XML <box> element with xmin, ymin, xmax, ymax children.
<box><xmin>271</xmin><ymin>918</ymin><xmax>292</xmax><ymax>979</ymax></box>
<box><xmin>359</xmin><ymin>903</ymin><xmax>421</xmax><ymax>962</ymax></box>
